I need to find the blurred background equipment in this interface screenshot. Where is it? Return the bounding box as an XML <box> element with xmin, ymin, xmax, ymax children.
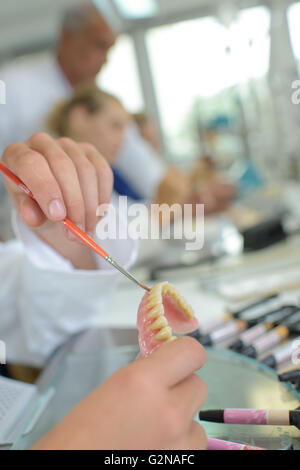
<box><xmin>1</xmin><ymin>0</ymin><xmax>300</xmax><ymax>183</ymax></box>
<box><xmin>2</xmin><ymin>0</ymin><xmax>300</xmax><ymax>263</ymax></box>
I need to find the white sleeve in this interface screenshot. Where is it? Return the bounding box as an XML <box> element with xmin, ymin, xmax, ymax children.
<box><xmin>115</xmin><ymin>123</ymin><xmax>167</xmax><ymax>201</ymax></box>
<box><xmin>0</xmin><ymin>67</ymin><xmax>23</xmax><ymax>158</ymax></box>
<box><xmin>0</xmin><ymin>66</ymin><xmax>30</xmax><ymax>207</ymax></box>
<box><xmin>0</xmin><ymin>214</ymin><xmax>138</xmax><ymax>367</ymax></box>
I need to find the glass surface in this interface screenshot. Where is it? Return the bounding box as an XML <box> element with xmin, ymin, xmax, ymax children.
<box><xmin>13</xmin><ymin>346</ymin><xmax>300</xmax><ymax>450</ymax></box>
<box><xmin>97</xmin><ymin>35</ymin><xmax>144</xmax><ymax>113</ymax></box>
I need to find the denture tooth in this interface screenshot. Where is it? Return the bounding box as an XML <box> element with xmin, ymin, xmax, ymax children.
<box><xmin>178</xmin><ymin>299</ymin><xmax>194</xmax><ymax>318</ymax></box>
<box><xmin>172</xmin><ymin>292</ymin><xmax>195</xmax><ymax>319</ymax></box>
<box><xmin>150</xmin><ymin>316</ymin><xmax>168</xmax><ymax>331</ymax></box>
<box><xmin>148</xmin><ymin>290</ymin><xmax>162</xmax><ymax>301</ymax></box>
<box><xmin>177</xmin><ymin>298</ymin><xmax>186</xmax><ymax>309</ymax></box>
<box><xmin>167</xmin><ymin>290</ymin><xmax>177</xmax><ymax>300</ymax></box>
<box><xmin>166</xmin><ymin>336</ymin><xmax>178</xmax><ymax>343</ymax></box>
<box><xmin>155</xmin><ymin>327</ymin><xmax>172</xmax><ymax>341</ymax></box>
<box><xmin>184</xmin><ymin>306</ymin><xmax>194</xmax><ymax>319</ymax></box>
<box><xmin>167</xmin><ymin>285</ymin><xmax>176</xmax><ymax>293</ymax></box>
<box><xmin>150</xmin><ymin>284</ymin><xmax>163</xmax><ymax>295</ymax></box>
<box><xmin>164</xmin><ymin>285</ymin><xmax>175</xmax><ymax>296</ymax></box>
<box><xmin>148</xmin><ymin>290</ymin><xmax>160</xmax><ymax>300</ymax></box>
<box><xmin>147</xmin><ymin>297</ymin><xmax>161</xmax><ymax>309</ymax></box>
<box><xmin>149</xmin><ymin>281</ymin><xmax>196</xmax><ymax>326</ymax></box>
<box><xmin>162</xmin><ymin>283</ymin><xmax>170</xmax><ymax>292</ymax></box>
<box><xmin>172</xmin><ymin>292</ymin><xmax>182</xmax><ymax>302</ymax></box>
<box><xmin>147</xmin><ymin>305</ymin><xmax>164</xmax><ymax>319</ymax></box>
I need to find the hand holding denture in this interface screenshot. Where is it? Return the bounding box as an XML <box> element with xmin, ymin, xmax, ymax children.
<box><xmin>33</xmin><ymin>337</ymin><xmax>207</xmax><ymax>450</ymax></box>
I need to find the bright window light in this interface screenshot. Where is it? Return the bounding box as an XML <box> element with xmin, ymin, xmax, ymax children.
<box><xmin>146</xmin><ymin>7</ymin><xmax>270</xmax><ymax>159</ymax></box>
<box><xmin>97</xmin><ymin>35</ymin><xmax>144</xmax><ymax>113</ymax></box>
<box><xmin>288</xmin><ymin>2</ymin><xmax>300</xmax><ymax>62</ymax></box>
<box><xmin>114</xmin><ymin>0</ymin><xmax>158</xmax><ymax>19</ymax></box>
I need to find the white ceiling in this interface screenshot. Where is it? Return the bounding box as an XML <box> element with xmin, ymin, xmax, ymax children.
<box><xmin>158</xmin><ymin>0</ymin><xmax>220</xmax><ymax>16</ymax></box>
<box><xmin>0</xmin><ymin>0</ymin><xmax>295</xmax><ymax>60</ymax></box>
<box><xmin>0</xmin><ymin>0</ymin><xmax>83</xmax><ymax>58</ymax></box>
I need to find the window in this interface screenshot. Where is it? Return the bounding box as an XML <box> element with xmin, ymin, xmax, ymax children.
<box><xmin>288</xmin><ymin>2</ymin><xmax>300</xmax><ymax>68</ymax></box>
<box><xmin>97</xmin><ymin>34</ymin><xmax>144</xmax><ymax>113</ymax></box>
<box><xmin>146</xmin><ymin>7</ymin><xmax>271</xmax><ymax>164</ymax></box>
<box><xmin>113</xmin><ymin>0</ymin><xmax>158</xmax><ymax>19</ymax></box>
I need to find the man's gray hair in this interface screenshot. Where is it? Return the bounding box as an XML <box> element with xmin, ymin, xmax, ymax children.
<box><xmin>61</xmin><ymin>2</ymin><xmax>100</xmax><ymax>33</ymax></box>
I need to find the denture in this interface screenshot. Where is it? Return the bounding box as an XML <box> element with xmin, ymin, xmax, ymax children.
<box><xmin>137</xmin><ymin>282</ymin><xmax>199</xmax><ymax>357</ymax></box>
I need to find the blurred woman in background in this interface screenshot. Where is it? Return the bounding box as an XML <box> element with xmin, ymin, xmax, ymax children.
<box><xmin>48</xmin><ymin>87</ymin><xmax>235</xmax><ymax>213</ymax></box>
<box><xmin>132</xmin><ymin>112</ymin><xmax>162</xmax><ymax>154</ymax></box>
<box><xmin>47</xmin><ymin>87</ymin><xmax>129</xmax><ymax>168</ymax></box>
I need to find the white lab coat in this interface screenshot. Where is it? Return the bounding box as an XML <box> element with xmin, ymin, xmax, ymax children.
<box><xmin>0</xmin><ymin>53</ymin><xmax>72</xmax><ymax>153</ymax></box>
<box><xmin>0</xmin><ymin>53</ymin><xmax>166</xmax><ymax>200</ymax></box>
<box><xmin>116</xmin><ymin>124</ymin><xmax>166</xmax><ymax>201</ymax></box>
<box><xmin>0</xmin><ymin>214</ymin><xmax>137</xmax><ymax>368</ymax></box>
<box><xmin>0</xmin><ymin>53</ymin><xmax>73</xmax><ymax>240</ymax></box>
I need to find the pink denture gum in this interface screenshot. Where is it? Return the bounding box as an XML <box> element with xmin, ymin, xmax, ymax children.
<box><xmin>137</xmin><ymin>282</ymin><xmax>199</xmax><ymax>358</ymax></box>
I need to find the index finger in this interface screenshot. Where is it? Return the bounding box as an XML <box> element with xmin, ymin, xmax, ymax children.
<box><xmin>78</xmin><ymin>143</ymin><xmax>113</xmax><ymax>207</ymax></box>
<box><xmin>145</xmin><ymin>337</ymin><xmax>207</xmax><ymax>387</ymax></box>
<box><xmin>2</xmin><ymin>142</ymin><xmax>66</xmax><ymax>222</ymax></box>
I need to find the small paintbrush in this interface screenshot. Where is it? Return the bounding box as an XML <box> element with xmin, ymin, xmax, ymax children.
<box><xmin>0</xmin><ymin>162</ymin><xmax>150</xmax><ymax>292</ymax></box>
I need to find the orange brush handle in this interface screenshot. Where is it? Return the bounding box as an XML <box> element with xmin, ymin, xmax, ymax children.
<box><xmin>0</xmin><ymin>162</ymin><xmax>34</xmax><ymax>198</ymax></box>
<box><xmin>62</xmin><ymin>219</ymin><xmax>108</xmax><ymax>259</ymax></box>
<box><xmin>0</xmin><ymin>162</ymin><xmax>108</xmax><ymax>259</ymax></box>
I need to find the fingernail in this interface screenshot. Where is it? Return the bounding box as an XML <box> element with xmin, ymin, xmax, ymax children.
<box><xmin>48</xmin><ymin>199</ymin><xmax>65</xmax><ymax>220</ymax></box>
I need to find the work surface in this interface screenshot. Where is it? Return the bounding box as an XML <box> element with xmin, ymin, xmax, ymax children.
<box><xmin>9</xmin><ymin>228</ymin><xmax>300</xmax><ymax>450</ymax></box>
<box><xmin>101</xmin><ymin>232</ymin><xmax>300</xmax><ymax>330</ymax></box>
<box><xmin>11</xmin><ymin>330</ymin><xmax>300</xmax><ymax>450</ymax></box>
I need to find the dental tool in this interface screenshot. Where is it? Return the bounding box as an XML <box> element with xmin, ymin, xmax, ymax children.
<box><xmin>0</xmin><ymin>162</ymin><xmax>150</xmax><ymax>292</ymax></box>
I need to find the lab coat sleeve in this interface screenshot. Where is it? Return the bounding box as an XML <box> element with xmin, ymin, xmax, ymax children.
<box><xmin>0</xmin><ymin>214</ymin><xmax>138</xmax><ymax>367</ymax></box>
<box><xmin>115</xmin><ymin>123</ymin><xmax>167</xmax><ymax>201</ymax></box>
<box><xmin>0</xmin><ymin>69</ymin><xmax>20</xmax><ymax>195</ymax></box>
<box><xmin>0</xmin><ymin>66</ymin><xmax>25</xmax><ymax>162</ymax></box>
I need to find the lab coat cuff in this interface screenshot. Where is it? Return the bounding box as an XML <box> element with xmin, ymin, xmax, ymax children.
<box><xmin>12</xmin><ymin>211</ymin><xmax>138</xmax><ymax>274</ymax></box>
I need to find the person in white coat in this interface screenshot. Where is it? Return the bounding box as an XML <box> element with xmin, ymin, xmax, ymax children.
<box><xmin>0</xmin><ymin>3</ymin><xmax>118</xmax><ymax>239</ymax></box>
<box><xmin>0</xmin><ymin>2</ymin><xmax>234</xmax><ymax>242</ymax></box>
<box><xmin>0</xmin><ymin>132</ymin><xmax>136</xmax><ymax>367</ymax></box>
<box><xmin>0</xmin><ymin>3</ymin><xmax>164</xmax><ymax>202</ymax></box>
<box><xmin>0</xmin><ymin>134</ymin><xmax>208</xmax><ymax>450</ymax></box>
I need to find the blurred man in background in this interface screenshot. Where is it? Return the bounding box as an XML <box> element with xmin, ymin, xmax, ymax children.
<box><xmin>0</xmin><ymin>3</ymin><xmax>117</xmax><ymax>238</ymax></box>
<box><xmin>0</xmin><ymin>2</ymin><xmax>234</xmax><ymax>240</ymax></box>
<box><xmin>0</xmin><ymin>3</ymin><xmax>116</xmax><ymax>153</ymax></box>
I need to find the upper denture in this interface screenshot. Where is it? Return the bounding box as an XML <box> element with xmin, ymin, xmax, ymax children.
<box><xmin>137</xmin><ymin>282</ymin><xmax>199</xmax><ymax>357</ymax></box>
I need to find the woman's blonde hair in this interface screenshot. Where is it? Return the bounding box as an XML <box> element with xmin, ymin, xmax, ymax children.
<box><xmin>47</xmin><ymin>86</ymin><xmax>122</xmax><ymax>137</ymax></box>
<box><xmin>132</xmin><ymin>112</ymin><xmax>151</xmax><ymax>128</ymax></box>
